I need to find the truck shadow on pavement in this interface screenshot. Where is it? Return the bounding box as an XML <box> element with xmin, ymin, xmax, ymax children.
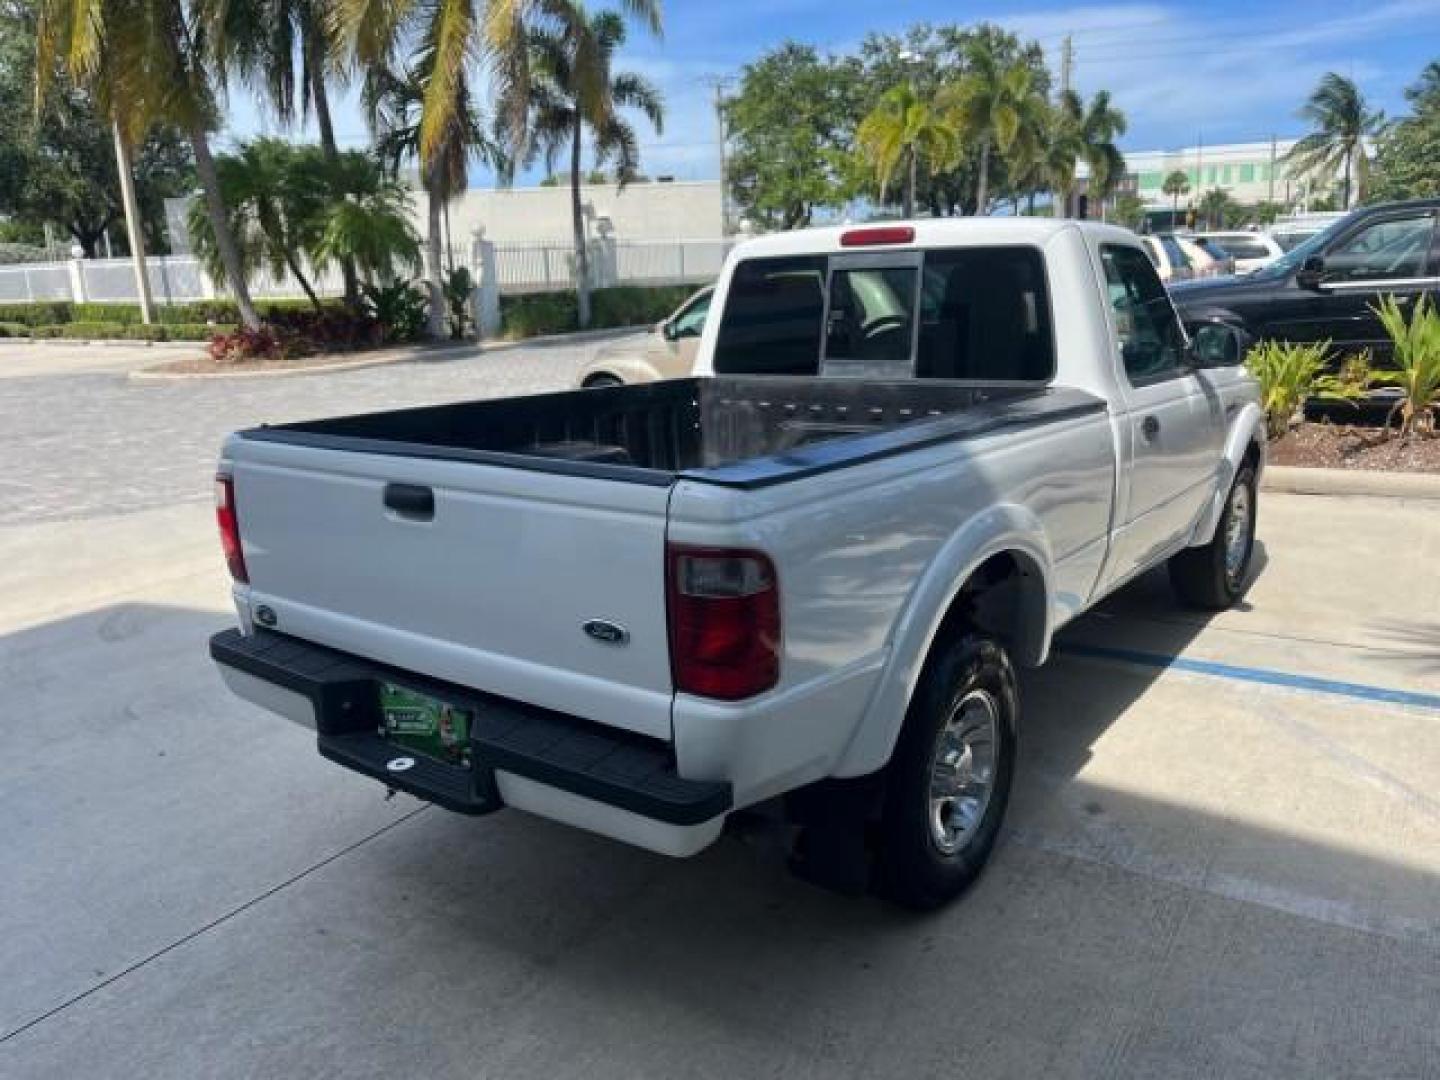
<box><xmin>7</xmin><ymin>568</ymin><xmax>1439</xmax><ymax>1077</ymax></box>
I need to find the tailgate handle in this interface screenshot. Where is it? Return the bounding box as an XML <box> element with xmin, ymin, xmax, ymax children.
<box><xmin>383</xmin><ymin>483</ymin><xmax>434</xmax><ymax>520</ymax></box>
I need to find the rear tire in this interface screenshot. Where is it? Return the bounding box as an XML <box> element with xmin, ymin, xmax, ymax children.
<box><xmin>875</xmin><ymin>633</ymin><xmax>1018</xmax><ymax>910</ymax></box>
<box><xmin>1168</xmin><ymin>463</ymin><xmax>1257</xmax><ymax>610</ymax></box>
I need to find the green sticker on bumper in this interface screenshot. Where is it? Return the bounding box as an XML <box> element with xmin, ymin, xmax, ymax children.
<box><xmin>380</xmin><ymin>682</ymin><xmax>472</xmax><ymax>767</ymax></box>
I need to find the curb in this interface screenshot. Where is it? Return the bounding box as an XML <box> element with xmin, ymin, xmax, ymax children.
<box><xmin>125</xmin><ymin>326</ymin><xmax>642</xmax><ymax>381</ymax></box>
<box><xmin>128</xmin><ymin>342</ymin><xmax>482</xmax><ymax>382</ymax></box>
<box><xmin>1262</xmin><ymin>464</ymin><xmax>1440</xmax><ymax>500</ymax></box>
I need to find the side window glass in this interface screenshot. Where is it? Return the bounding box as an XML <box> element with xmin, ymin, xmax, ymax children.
<box><xmin>916</xmin><ymin>247</ymin><xmax>1056</xmax><ymax>381</ymax></box>
<box><xmin>670</xmin><ymin>292</ymin><xmax>710</xmax><ymax>338</ymax></box>
<box><xmin>1325</xmin><ymin>213</ymin><xmax>1435</xmax><ymax>281</ymax></box>
<box><xmin>1101</xmin><ymin>245</ymin><xmax>1188</xmax><ymax>384</ymax></box>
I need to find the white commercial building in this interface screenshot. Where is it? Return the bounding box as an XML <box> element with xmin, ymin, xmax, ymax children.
<box><xmin>1108</xmin><ymin>139</ymin><xmax>1353</xmax><ymax>212</ymax></box>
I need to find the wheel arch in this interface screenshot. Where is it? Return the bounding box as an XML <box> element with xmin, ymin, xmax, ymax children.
<box><xmin>1189</xmin><ymin>401</ymin><xmax>1266</xmax><ymax>546</ymax></box>
<box><xmin>832</xmin><ymin>506</ymin><xmax>1054</xmax><ymax>778</ymax></box>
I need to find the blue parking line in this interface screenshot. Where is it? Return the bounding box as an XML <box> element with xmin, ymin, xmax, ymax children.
<box><xmin>1057</xmin><ymin>643</ymin><xmax>1440</xmax><ymax>712</ymax></box>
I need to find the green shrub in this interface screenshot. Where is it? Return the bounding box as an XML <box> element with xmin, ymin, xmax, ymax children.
<box><xmin>590</xmin><ymin>285</ymin><xmax>693</xmax><ymax>329</ymax></box>
<box><xmin>72</xmin><ymin>302</ymin><xmax>145</xmax><ymax>325</ymax></box>
<box><xmin>501</xmin><ymin>292</ymin><xmax>578</xmax><ymax>338</ymax></box>
<box><xmin>0</xmin><ymin>301</ymin><xmax>71</xmax><ymax>326</ymax></box>
<box><xmin>165</xmin><ymin>322</ymin><xmax>232</xmax><ymax>340</ymax></box>
<box><xmin>0</xmin><ymin>321</ymin><xmax>31</xmax><ymax>337</ymax></box>
<box><xmin>54</xmin><ymin>321</ymin><xmax>130</xmax><ymax>339</ymax></box>
<box><xmin>1246</xmin><ymin>340</ymin><xmax>1332</xmax><ymax>439</ymax></box>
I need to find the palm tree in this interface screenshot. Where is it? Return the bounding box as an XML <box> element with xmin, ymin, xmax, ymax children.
<box><xmin>35</xmin><ymin>0</ymin><xmax>262</xmax><ymax>328</ymax></box>
<box><xmin>856</xmin><ymin>82</ymin><xmax>960</xmax><ymax>218</ymax></box>
<box><xmin>1162</xmin><ymin>169</ymin><xmax>1190</xmax><ymax>229</ymax></box>
<box><xmin>1020</xmin><ymin>97</ymin><xmax>1084</xmax><ymax>216</ymax></box>
<box><xmin>499</xmin><ymin>6</ymin><xmax>663</xmax><ymax>328</ymax></box>
<box><xmin>1198</xmin><ymin>186</ymin><xmax>1237</xmax><ymax>230</ymax></box>
<box><xmin>365</xmin><ymin>61</ymin><xmax>505</xmax><ymax>337</ymax></box>
<box><xmin>1072</xmin><ymin>90</ymin><xmax>1126</xmax><ymax>218</ymax></box>
<box><xmin>1287</xmin><ymin>72</ymin><xmax>1384</xmax><ymax>208</ymax></box>
<box><xmin>947</xmin><ymin>50</ymin><xmax>1047</xmax><ymax>214</ymax></box>
<box><xmin>186</xmin><ymin>139</ymin><xmax>330</xmax><ymax>308</ymax></box>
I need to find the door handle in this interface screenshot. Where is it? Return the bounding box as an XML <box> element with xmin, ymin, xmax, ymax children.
<box><xmin>1141</xmin><ymin>415</ymin><xmax>1161</xmax><ymax>441</ymax></box>
<box><xmin>383</xmin><ymin>483</ymin><xmax>434</xmax><ymax>520</ymax></box>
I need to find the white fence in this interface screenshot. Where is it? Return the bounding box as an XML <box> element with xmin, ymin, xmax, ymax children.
<box><xmin>0</xmin><ymin>239</ymin><xmax>734</xmax><ymax>307</ymax></box>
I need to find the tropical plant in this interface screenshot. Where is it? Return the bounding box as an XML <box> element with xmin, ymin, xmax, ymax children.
<box><xmin>364</xmin><ymin>59</ymin><xmax>504</xmax><ymax>337</ymax></box>
<box><xmin>35</xmin><ymin>0</ymin><xmax>263</xmax><ymax>328</ymax></box>
<box><xmin>1245</xmin><ymin>339</ymin><xmax>1332</xmax><ymax>439</ymax></box>
<box><xmin>443</xmin><ymin>266</ymin><xmax>474</xmax><ymax>339</ymax></box>
<box><xmin>1162</xmin><ymin>169</ymin><xmax>1190</xmax><ymax>229</ymax></box>
<box><xmin>1016</xmin><ymin>95</ymin><xmax>1083</xmax><ymax>216</ymax></box>
<box><xmin>361</xmin><ymin>279</ymin><xmax>429</xmax><ymax>343</ymax></box>
<box><xmin>1286</xmin><ymin>72</ymin><xmax>1384</xmax><ymax>208</ymax></box>
<box><xmin>1198</xmin><ymin>187</ymin><xmax>1238</xmax><ymax>230</ymax></box>
<box><xmin>1370</xmin><ymin>60</ymin><xmax>1440</xmax><ymax>203</ymax></box>
<box><xmin>498</xmin><ymin>5</ymin><xmax>663</xmax><ymax>328</ymax></box>
<box><xmin>1072</xmin><ymin>90</ymin><xmax>1126</xmax><ymax>216</ymax></box>
<box><xmin>947</xmin><ymin>46</ymin><xmax>1047</xmax><ymax>213</ymax></box>
<box><xmin>186</xmin><ymin>139</ymin><xmax>330</xmax><ymax>308</ymax></box>
<box><xmin>312</xmin><ymin>181</ymin><xmax>422</xmax><ymax>286</ymax></box>
<box><xmin>1110</xmin><ymin>192</ymin><xmax>1147</xmax><ymax>231</ymax></box>
<box><xmin>855</xmin><ymin>82</ymin><xmax>960</xmax><ymax>217</ymax></box>
<box><xmin>1373</xmin><ymin>294</ymin><xmax>1440</xmax><ymax>436</ymax></box>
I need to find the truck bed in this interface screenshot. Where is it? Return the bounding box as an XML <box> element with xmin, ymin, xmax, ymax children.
<box><xmin>240</xmin><ymin>377</ymin><xmax>1104</xmax><ymax>489</ymax></box>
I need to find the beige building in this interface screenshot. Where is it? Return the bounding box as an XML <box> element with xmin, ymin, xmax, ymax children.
<box><xmin>435</xmin><ymin>179</ymin><xmax>724</xmax><ymax>246</ymax></box>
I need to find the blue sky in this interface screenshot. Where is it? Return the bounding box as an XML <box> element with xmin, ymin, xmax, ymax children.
<box><xmin>223</xmin><ymin>0</ymin><xmax>1440</xmax><ymax>185</ymax></box>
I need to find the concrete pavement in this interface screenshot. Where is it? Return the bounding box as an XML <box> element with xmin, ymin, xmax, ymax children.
<box><xmin>1</xmin><ymin>342</ymin><xmax>1436</xmax><ymax>1079</ymax></box>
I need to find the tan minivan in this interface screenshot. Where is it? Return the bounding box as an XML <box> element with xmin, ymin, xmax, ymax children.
<box><xmin>575</xmin><ymin>286</ymin><xmax>714</xmax><ymax>387</ymax></box>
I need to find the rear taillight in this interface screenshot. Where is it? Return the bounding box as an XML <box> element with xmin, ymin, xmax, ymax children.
<box><xmin>667</xmin><ymin>545</ymin><xmax>780</xmax><ymax>700</ymax></box>
<box><xmin>215</xmin><ymin>475</ymin><xmax>248</xmax><ymax>583</ymax></box>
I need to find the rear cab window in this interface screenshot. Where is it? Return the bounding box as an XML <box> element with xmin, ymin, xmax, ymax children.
<box><xmin>714</xmin><ymin>246</ymin><xmax>1055</xmax><ymax>383</ymax></box>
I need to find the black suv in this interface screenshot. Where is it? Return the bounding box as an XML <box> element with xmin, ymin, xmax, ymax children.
<box><xmin>1170</xmin><ymin>198</ymin><xmax>1440</xmax><ymax>368</ymax></box>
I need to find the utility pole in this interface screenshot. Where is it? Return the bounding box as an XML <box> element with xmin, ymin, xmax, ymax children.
<box><xmin>1268</xmin><ymin>134</ymin><xmax>1277</xmax><ymax>205</ymax></box>
<box><xmin>708</xmin><ymin>78</ymin><xmax>732</xmax><ymax>236</ymax></box>
<box><xmin>1059</xmin><ymin>35</ymin><xmax>1074</xmax><ymax>217</ymax></box>
<box><xmin>113</xmin><ymin>121</ymin><xmax>155</xmax><ymax>325</ymax></box>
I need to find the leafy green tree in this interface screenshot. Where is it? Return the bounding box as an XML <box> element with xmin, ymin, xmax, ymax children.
<box><xmin>0</xmin><ymin>2</ymin><xmax>194</xmax><ymax>256</ymax></box>
<box><xmin>1286</xmin><ymin>72</ymin><xmax>1383</xmax><ymax>208</ymax></box>
<box><xmin>35</xmin><ymin>0</ymin><xmax>262</xmax><ymax>327</ymax></box>
<box><xmin>1110</xmin><ymin>191</ymin><xmax>1146</xmax><ymax>231</ymax></box>
<box><xmin>311</xmin><ymin>158</ymin><xmax>422</xmax><ymax>285</ymax></box>
<box><xmin>947</xmin><ymin>44</ymin><xmax>1047</xmax><ymax>213</ymax></box>
<box><xmin>1162</xmin><ymin>169</ymin><xmax>1190</xmax><ymax>229</ymax></box>
<box><xmin>498</xmin><ymin>5</ymin><xmax>663</xmax><ymax>327</ymax></box>
<box><xmin>724</xmin><ymin>42</ymin><xmax>866</xmax><ymax>229</ymax></box>
<box><xmin>855</xmin><ymin>82</ymin><xmax>960</xmax><ymax>217</ymax></box>
<box><xmin>1071</xmin><ymin>90</ymin><xmax>1126</xmax><ymax>216</ymax></box>
<box><xmin>1198</xmin><ymin>187</ymin><xmax>1238</xmax><ymax>229</ymax></box>
<box><xmin>1369</xmin><ymin>60</ymin><xmax>1440</xmax><ymax>202</ymax></box>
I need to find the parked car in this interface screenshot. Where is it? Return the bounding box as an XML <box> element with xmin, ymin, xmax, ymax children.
<box><xmin>575</xmin><ymin>285</ymin><xmax>714</xmax><ymax>387</ymax></box>
<box><xmin>1268</xmin><ymin>212</ymin><xmax>1346</xmax><ymax>252</ymax></box>
<box><xmin>1193</xmin><ymin>230</ymin><xmax>1283</xmax><ymax>274</ymax></box>
<box><xmin>1140</xmin><ymin>233</ymin><xmax>1195</xmax><ymax>282</ymax></box>
<box><xmin>210</xmin><ymin>219</ymin><xmax>1263</xmax><ymax>909</ymax></box>
<box><xmin>1172</xmin><ymin>198</ymin><xmax>1440</xmax><ymax>370</ymax></box>
<box><xmin>1175</xmin><ymin>235</ymin><xmax>1234</xmax><ymax>278</ymax></box>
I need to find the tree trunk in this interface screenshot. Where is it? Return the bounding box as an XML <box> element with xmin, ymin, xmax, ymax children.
<box><xmin>571</xmin><ymin>118</ymin><xmax>590</xmax><ymax>329</ymax></box>
<box><xmin>283</xmin><ymin>249</ymin><xmax>322</xmax><ymax>309</ymax></box>
<box><xmin>426</xmin><ymin>166</ymin><xmax>447</xmax><ymax>339</ymax></box>
<box><xmin>113</xmin><ymin>121</ymin><xmax>155</xmax><ymax>325</ymax></box>
<box><xmin>310</xmin><ymin>65</ymin><xmax>359</xmax><ymax>309</ymax></box>
<box><xmin>188</xmin><ymin>120</ymin><xmax>260</xmax><ymax>330</ymax></box>
<box><xmin>1343</xmin><ymin>150</ymin><xmax>1353</xmax><ymax>208</ymax></box>
<box><xmin>975</xmin><ymin>139</ymin><xmax>991</xmax><ymax>215</ymax></box>
<box><xmin>903</xmin><ymin>145</ymin><xmax>916</xmax><ymax>219</ymax></box>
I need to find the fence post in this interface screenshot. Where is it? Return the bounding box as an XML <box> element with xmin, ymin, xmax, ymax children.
<box><xmin>678</xmin><ymin>242</ymin><xmax>685</xmax><ymax>282</ymax></box>
<box><xmin>67</xmin><ymin>258</ymin><xmax>87</xmax><ymax>303</ymax></box>
<box><xmin>476</xmin><ymin>239</ymin><xmax>501</xmax><ymax>338</ymax></box>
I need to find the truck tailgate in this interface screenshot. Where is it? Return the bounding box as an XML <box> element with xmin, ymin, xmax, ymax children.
<box><xmin>226</xmin><ymin>436</ymin><xmax>675</xmax><ymax>740</ymax></box>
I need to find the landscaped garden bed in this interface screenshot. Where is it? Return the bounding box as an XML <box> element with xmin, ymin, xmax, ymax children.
<box><xmin>1270</xmin><ymin>422</ymin><xmax>1440</xmax><ymax>473</ymax></box>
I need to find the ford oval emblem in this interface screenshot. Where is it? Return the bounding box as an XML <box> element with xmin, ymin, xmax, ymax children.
<box><xmin>583</xmin><ymin>619</ymin><xmax>630</xmax><ymax>646</ymax></box>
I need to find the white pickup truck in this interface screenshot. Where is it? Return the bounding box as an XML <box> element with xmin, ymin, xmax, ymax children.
<box><xmin>211</xmin><ymin>220</ymin><xmax>1263</xmax><ymax>908</ymax></box>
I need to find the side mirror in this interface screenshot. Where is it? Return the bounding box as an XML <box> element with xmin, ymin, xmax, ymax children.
<box><xmin>658</xmin><ymin>320</ymin><xmax>676</xmax><ymax>341</ymax></box>
<box><xmin>1296</xmin><ymin>254</ymin><xmax>1326</xmax><ymax>289</ymax></box>
<box><xmin>1189</xmin><ymin>322</ymin><xmax>1249</xmax><ymax>367</ymax></box>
